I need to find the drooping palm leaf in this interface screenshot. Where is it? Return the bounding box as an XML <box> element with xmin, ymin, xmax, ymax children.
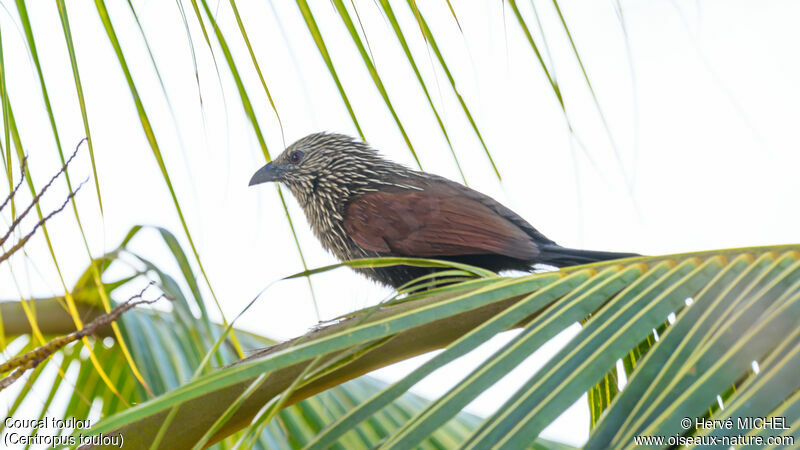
<box><xmin>404</xmin><ymin>2</ymin><xmax>501</xmax><ymax>180</ymax></box>
<box><xmin>93</xmin><ymin>0</ymin><xmax>245</xmax><ymax>358</ymax></box>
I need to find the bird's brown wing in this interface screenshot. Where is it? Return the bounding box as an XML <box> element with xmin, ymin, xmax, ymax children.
<box><xmin>343</xmin><ymin>190</ymin><xmax>539</xmax><ymax>260</ymax></box>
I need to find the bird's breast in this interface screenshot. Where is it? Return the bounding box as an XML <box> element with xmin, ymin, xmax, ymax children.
<box><xmin>303</xmin><ymin>195</ymin><xmax>372</xmax><ymax>262</ymax></box>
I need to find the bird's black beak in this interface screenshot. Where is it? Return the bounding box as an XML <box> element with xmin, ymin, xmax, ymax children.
<box><xmin>249</xmin><ymin>162</ymin><xmax>283</xmax><ymax>186</ymax></box>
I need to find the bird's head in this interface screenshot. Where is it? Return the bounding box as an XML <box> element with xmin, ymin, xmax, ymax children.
<box><xmin>249</xmin><ymin>132</ymin><xmax>406</xmax><ymax>203</ymax></box>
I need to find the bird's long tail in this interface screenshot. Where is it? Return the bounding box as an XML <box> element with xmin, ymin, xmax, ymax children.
<box><xmin>537</xmin><ymin>244</ymin><xmax>640</xmax><ymax>267</ymax></box>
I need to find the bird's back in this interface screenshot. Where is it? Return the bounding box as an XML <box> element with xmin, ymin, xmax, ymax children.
<box><xmin>344</xmin><ymin>171</ymin><xmax>554</xmax><ymax>264</ymax></box>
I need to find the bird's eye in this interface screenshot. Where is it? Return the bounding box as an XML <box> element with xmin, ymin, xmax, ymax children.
<box><xmin>289</xmin><ymin>151</ymin><xmax>303</xmax><ymax>164</ymax></box>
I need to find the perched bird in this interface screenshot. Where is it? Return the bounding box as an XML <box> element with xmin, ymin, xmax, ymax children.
<box><xmin>249</xmin><ymin>132</ymin><xmax>638</xmax><ymax>288</ymax></box>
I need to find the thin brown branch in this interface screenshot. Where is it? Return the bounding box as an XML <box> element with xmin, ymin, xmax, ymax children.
<box><xmin>0</xmin><ymin>140</ymin><xmax>82</xmax><ymax>247</ymax></box>
<box><xmin>0</xmin><ymin>283</ymin><xmax>170</xmax><ymax>392</ymax></box>
<box><xmin>0</xmin><ymin>154</ymin><xmax>28</xmax><ymax>213</ymax></box>
<box><xmin>0</xmin><ymin>178</ymin><xmax>88</xmax><ymax>265</ymax></box>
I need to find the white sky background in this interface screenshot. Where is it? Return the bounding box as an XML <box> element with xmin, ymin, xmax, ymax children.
<box><xmin>1</xmin><ymin>0</ymin><xmax>799</xmax><ymax>446</ymax></box>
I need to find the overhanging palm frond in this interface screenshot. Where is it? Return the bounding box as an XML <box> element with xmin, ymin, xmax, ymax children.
<box><xmin>80</xmin><ymin>245</ymin><xmax>800</xmax><ymax>448</ymax></box>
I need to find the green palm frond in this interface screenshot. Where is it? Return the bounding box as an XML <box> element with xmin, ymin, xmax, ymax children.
<box><xmin>73</xmin><ymin>245</ymin><xmax>800</xmax><ymax>448</ymax></box>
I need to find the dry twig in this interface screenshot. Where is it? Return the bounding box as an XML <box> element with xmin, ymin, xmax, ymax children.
<box><xmin>0</xmin><ymin>155</ymin><xmax>28</xmax><ymax>213</ymax></box>
<box><xmin>0</xmin><ymin>282</ymin><xmax>170</xmax><ymax>392</ymax></box>
<box><xmin>0</xmin><ymin>140</ymin><xmax>87</xmax><ymax>264</ymax></box>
